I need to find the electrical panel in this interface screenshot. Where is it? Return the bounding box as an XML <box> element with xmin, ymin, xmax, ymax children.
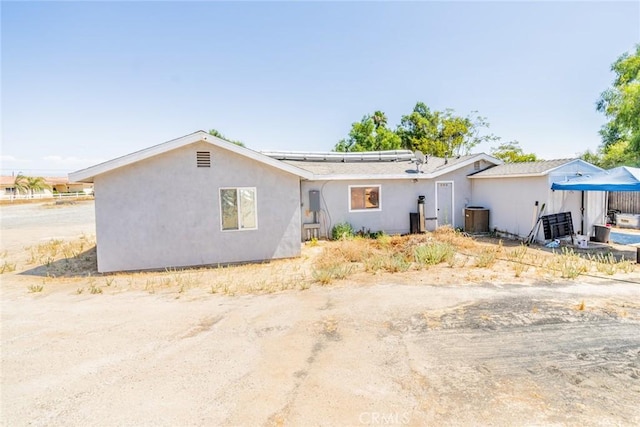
<box><xmin>309</xmin><ymin>190</ymin><xmax>320</xmax><ymax>212</ymax></box>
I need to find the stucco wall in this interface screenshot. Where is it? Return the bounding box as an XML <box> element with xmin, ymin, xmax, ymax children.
<box><xmin>94</xmin><ymin>141</ymin><xmax>301</xmax><ymax>272</ymax></box>
<box><xmin>471</xmin><ymin>168</ymin><xmax>606</xmax><ymax>241</ymax></box>
<box><xmin>300</xmin><ymin>160</ymin><xmax>489</xmax><ymax>237</ymax></box>
<box><xmin>471</xmin><ymin>176</ymin><xmax>550</xmax><ymax>240</ymax></box>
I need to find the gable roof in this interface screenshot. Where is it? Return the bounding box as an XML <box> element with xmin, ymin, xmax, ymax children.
<box><xmin>69</xmin><ymin>131</ymin><xmax>313</xmax><ymax>182</ymax></box>
<box><xmin>468</xmin><ymin>159</ymin><xmax>601</xmax><ymax>179</ymax></box>
<box><xmin>277</xmin><ymin>153</ymin><xmax>501</xmax><ymax>180</ymax></box>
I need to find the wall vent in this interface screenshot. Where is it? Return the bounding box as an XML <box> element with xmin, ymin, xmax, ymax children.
<box><xmin>474</xmin><ymin>161</ymin><xmax>480</xmax><ymax>170</ymax></box>
<box><xmin>197</xmin><ymin>151</ymin><xmax>211</xmax><ymax>167</ymax></box>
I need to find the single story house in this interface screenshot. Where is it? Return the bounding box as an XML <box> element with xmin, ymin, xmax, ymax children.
<box><xmin>47</xmin><ymin>177</ymin><xmax>94</xmax><ymax>194</ymax></box>
<box><xmin>70</xmin><ymin>131</ymin><xmax>603</xmax><ymax>272</ymax></box>
<box><xmin>1</xmin><ymin>176</ymin><xmax>93</xmax><ymax>199</ymax></box>
<box><xmin>69</xmin><ymin>131</ymin><xmax>313</xmax><ymax>272</ymax></box>
<box><xmin>469</xmin><ymin>159</ymin><xmax>606</xmax><ymax>241</ymax></box>
<box><xmin>263</xmin><ymin>150</ymin><xmax>501</xmax><ymax>238</ymax></box>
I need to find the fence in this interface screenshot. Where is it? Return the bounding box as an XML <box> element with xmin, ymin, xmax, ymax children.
<box><xmin>608</xmin><ymin>191</ymin><xmax>640</xmax><ymax>214</ymax></box>
<box><xmin>0</xmin><ymin>192</ymin><xmax>93</xmax><ymax>203</ymax></box>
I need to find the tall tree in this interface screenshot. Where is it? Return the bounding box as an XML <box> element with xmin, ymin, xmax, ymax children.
<box><xmin>490</xmin><ymin>141</ymin><xmax>538</xmax><ymax>163</ymax></box>
<box><xmin>371</xmin><ymin>110</ymin><xmax>387</xmax><ymax>129</ymax></box>
<box><xmin>596</xmin><ymin>44</ymin><xmax>640</xmax><ymax>153</ymax></box>
<box><xmin>14</xmin><ymin>174</ymin><xmax>50</xmax><ymax>198</ymax></box>
<box><xmin>334</xmin><ymin>112</ymin><xmax>402</xmax><ymax>152</ymax></box>
<box><xmin>13</xmin><ymin>173</ymin><xmax>29</xmax><ymax>195</ymax></box>
<box><xmin>580</xmin><ymin>45</ymin><xmax>640</xmax><ymax>168</ymax></box>
<box><xmin>397</xmin><ymin>102</ymin><xmax>497</xmax><ymax>157</ymax></box>
<box><xmin>580</xmin><ymin>141</ymin><xmax>640</xmax><ymax>168</ymax></box>
<box><xmin>208</xmin><ymin>128</ymin><xmax>245</xmax><ymax>147</ymax></box>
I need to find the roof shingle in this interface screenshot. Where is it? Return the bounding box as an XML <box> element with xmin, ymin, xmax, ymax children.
<box><xmin>469</xmin><ymin>159</ymin><xmax>577</xmax><ymax>178</ymax></box>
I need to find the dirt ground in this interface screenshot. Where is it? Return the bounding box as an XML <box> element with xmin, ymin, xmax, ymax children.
<box><xmin>1</xmin><ymin>202</ymin><xmax>640</xmax><ymax>426</ymax></box>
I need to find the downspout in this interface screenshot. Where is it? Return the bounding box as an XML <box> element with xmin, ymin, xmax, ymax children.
<box><xmin>581</xmin><ymin>191</ymin><xmax>584</xmax><ymax>235</ymax></box>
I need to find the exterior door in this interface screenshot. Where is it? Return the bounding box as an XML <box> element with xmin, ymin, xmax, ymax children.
<box><xmin>436</xmin><ymin>181</ymin><xmax>454</xmax><ymax>227</ymax></box>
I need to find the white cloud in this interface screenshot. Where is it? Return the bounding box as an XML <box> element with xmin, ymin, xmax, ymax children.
<box><xmin>42</xmin><ymin>155</ymin><xmax>104</xmax><ymax>167</ymax></box>
<box><xmin>0</xmin><ymin>155</ymin><xmax>31</xmax><ymax>164</ymax></box>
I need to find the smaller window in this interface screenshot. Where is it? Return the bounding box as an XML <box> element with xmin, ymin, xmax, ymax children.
<box><xmin>197</xmin><ymin>151</ymin><xmax>211</xmax><ymax>167</ymax></box>
<box><xmin>220</xmin><ymin>187</ymin><xmax>257</xmax><ymax>231</ymax></box>
<box><xmin>349</xmin><ymin>185</ymin><xmax>381</xmax><ymax>211</ymax></box>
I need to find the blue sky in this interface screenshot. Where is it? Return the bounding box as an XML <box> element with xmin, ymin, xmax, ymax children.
<box><xmin>2</xmin><ymin>1</ymin><xmax>639</xmax><ymax>176</ymax></box>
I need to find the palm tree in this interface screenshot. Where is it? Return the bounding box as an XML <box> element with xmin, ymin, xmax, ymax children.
<box><xmin>372</xmin><ymin>111</ymin><xmax>388</xmax><ymax>130</ymax></box>
<box><xmin>13</xmin><ymin>174</ymin><xmax>50</xmax><ymax>198</ymax></box>
<box><xmin>13</xmin><ymin>174</ymin><xmax>29</xmax><ymax>195</ymax></box>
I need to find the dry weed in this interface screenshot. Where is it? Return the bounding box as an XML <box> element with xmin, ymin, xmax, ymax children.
<box><xmin>432</xmin><ymin>226</ymin><xmax>478</xmax><ymax>250</ymax></box>
<box><xmin>414</xmin><ymin>242</ymin><xmax>455</xmax><ymax>267</ymax></box>
<box><xmin>475</xmin><ymin>248</ymin><xmax>498</xmax><ymax>268</ymax></box>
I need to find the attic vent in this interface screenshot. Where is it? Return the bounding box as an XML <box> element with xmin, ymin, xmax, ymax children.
<box><xmin>474</xmin><ymin>161</ymin><xmax>480</xmax><ymax>171</ymax></box>
<box><xmin>197</xmin><ymin>151</ymin><xmax>211</xmax><ymax>167</ymax></box>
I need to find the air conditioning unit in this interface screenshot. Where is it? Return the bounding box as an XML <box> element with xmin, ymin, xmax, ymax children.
<box><xmin>464</xmin><ymin>207</ymin><xmax>489</xmax><ymax>233</ymax></box>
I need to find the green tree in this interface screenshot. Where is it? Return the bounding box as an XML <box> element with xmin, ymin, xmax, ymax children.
<box><xmin>596</xmin><ymin>44</ymin><xmax>640</xmax><ymax>153</ymax></box>
<box><xmin>397</xmin><ymin>102</ymin><xmax>497</xmax><ymax>157</ymax></box>
<box><xmin>208</xmin><ymin>128</ymin><xmax>245</xmax><ymax>147</ymax></box>
<box><xmin>580</xmin><ymin>140</ymin><xmax>639</xmax><ymax>168</ymax></box>
<box><xmin>13</xmin><ymin>173</ymin><xmax>29</xmax><ymax>195</ymax></box>
<box><xmin>490</xmin><ymin>141</ymin><xmax>538</xmax><ymax>163</ymax></box>
<box><xmin>580</xmin><ymin>45</ymin><xmax>640</xmax><ymax>168</ymax></box>
<box><xmin>14</xmin><ymin>174</ymin><xmax>50</xmax><ymax>198</ymax></box>
<box><xmin>334</xmin><ymin>112</ymin><xmax>402</xmax><ymax>152</ymax></box>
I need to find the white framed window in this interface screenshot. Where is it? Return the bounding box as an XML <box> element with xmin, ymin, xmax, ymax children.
<box><xmin>219</xmin><ymin>187</ymin><xmax>257</xmax><ymax>231</ymax></box>
<box><xmin>349</xmin><ymin>185</ymin><xmax>381</xmax><ymax>212</ymax></box>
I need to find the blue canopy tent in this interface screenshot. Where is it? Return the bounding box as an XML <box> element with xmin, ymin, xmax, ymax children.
<box><xmin>551</xmin><ymin>166</ymin><xmax>640</xmax><ymax>242</ymax></box>
<box><xmin>551</xmin><ymin>166</ymin><xmax>640</xmax><ymax>192</ymax></box>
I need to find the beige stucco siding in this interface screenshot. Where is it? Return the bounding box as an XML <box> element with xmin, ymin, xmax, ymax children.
<box><xmin>300</xmin><ymin>161</ymin><xmax>489</xmax><ymax>237</ymax></box>
<box><xmin>471</xmin><ymin>175</ymin><xmax>606</xmax><ymax>241</ymax></box>
<box><xmin>471</xmin><ymin>176</ymin><xmax>551</xmax><ymax>239</ymax></box>
<box><xmin>94</xmin><ymin>141</ymin><xmax>301</xmax><ymax>272</ymax></box>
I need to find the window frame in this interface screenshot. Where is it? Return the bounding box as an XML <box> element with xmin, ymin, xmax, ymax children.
<box><xmin>348</xmin><ymin>185</ymin><xmax>382</xmax><ymax>212</ymax></box>
<box><xmin>219</xmin><ymin>187</ymin><xmax>258</xmax><ymax>232</ymax></box>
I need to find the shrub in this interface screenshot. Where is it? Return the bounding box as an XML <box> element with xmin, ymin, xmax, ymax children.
<box><xmin>551</xmin><ymin>247</ymin><xmax>588</xmax><ymax>279</ymax></box>
<box><xmin>414</xmin><ymin>242</ymin><xmax>455</xmax><ymax>266</ymax></box>
<box><xmin>312</xmin><ymin>263</ymin><xmax>353</xmax><ymax>285</ymax></box>
<box><xmin>475</xmin><ymin>249</ymin><xmax>498</xmax><ymax>268</ymax></box>
<box><xmin>331</xmin><ymin>222</ymin><xmax>355</xmax><ymax>240</ymax></box>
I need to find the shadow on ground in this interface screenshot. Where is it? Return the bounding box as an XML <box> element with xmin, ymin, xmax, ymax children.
<box><xmin>19</xmin><ymin>247</ymin><xmax>99</xmax><ymax>278</ymax></box>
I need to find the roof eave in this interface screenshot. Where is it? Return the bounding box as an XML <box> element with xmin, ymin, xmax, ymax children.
<box><xmin>310</xmin><ymin>173</ymin><xmax>436</xmax><ymax>181</ymax></box>
<box><xmin>469</xmin><ymin>172</ymin><xmax>549</xmax><ymax>179</ymax></box>
<box><xmin>69</xmin><ymin>131</ymin><xmax>313</xmax><ymax>183</ymax></box>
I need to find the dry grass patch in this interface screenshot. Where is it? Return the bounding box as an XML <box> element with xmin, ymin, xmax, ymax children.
<box><xmin>413</xmin><ymin>242</ymin><xmax>455</xmax><ymax>267</ymax></box>
<box><xmin>545</xmin><ymin>247</ymin><xmax>589</xmax><ymax>279</ymax></box>
<box><xmin>475</xmin><ymin>247</ymin><xmax>499</xmax><ymax>268</ymax></box>
<box><xmin>8</xmin><ymin>229</ymin><xmax>639</xmax><ymax>298</ymax></box>
<box><xmin>432</xmin><ymin>226</ymin><xmax>478</xmax><ymax>250</ymax></box>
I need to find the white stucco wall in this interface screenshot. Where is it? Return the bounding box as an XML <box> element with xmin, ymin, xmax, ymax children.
<box><xmin>94</xmin><ymin>141</ymin><xmax>302</xmax><ymax>272</ymax></box>
<box><xmin>471</xmin><ymin>176</ymin><xmax>550</xmax><ymax>240</ymax></box>
<box><xmin>470</xmin><ymin>163</ymin><xmax>606</xmax><ymax>241</ymax></box>
<box><xmin>300</xmin><ymin>160</ymin><xmax>490</xmax><ymax>237</ymax></box>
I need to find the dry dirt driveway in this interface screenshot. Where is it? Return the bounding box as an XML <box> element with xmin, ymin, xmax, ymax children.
<box><xmin>2</xmin><ymin>278</ymin><xmax>640</xmax><ymax>426</ymax></box>
<box><xmin>1</xmin><ymin>202</ymin><xmax>640</xmax><ymax>425</ymax></box>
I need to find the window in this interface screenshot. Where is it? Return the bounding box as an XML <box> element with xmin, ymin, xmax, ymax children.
<box><xmin>349</xmin><ymin>185</ymin><xmax>381</xmax><ymax>211</ymax></box>
<box><xmin>220</xmin><ymin>188</ymin><xmax>257</xmax><ymax>231</ymax></box>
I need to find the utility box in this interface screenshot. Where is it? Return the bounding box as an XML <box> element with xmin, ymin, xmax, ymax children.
<box><xmin>309</xmin><ymin>190</ymin><xmax>321</xmax><ymax>212</ymax></box>
<box><xmin>464</xmin><ymin>207</ymin><xmax>489</xmax><ymax>233</ymax></box>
